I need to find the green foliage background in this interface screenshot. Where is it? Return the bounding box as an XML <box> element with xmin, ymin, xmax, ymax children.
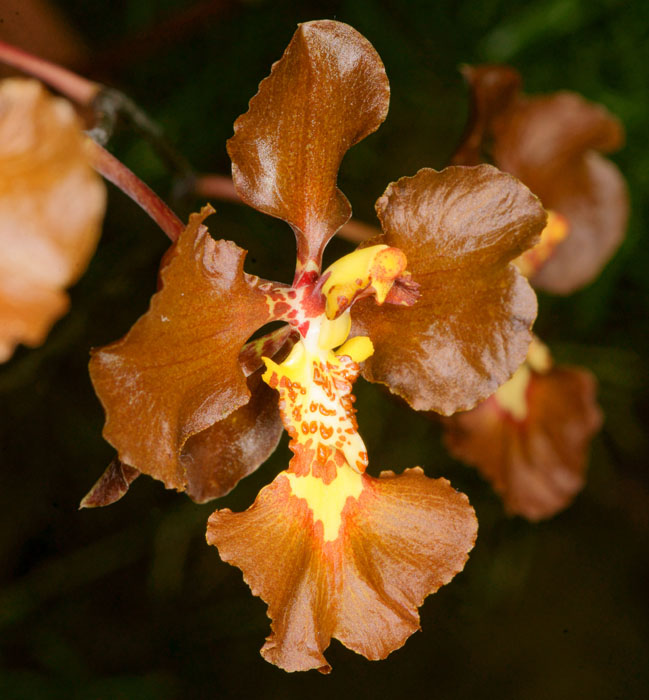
<box><xmin>1</xmin><ymin>0</ymin><xmax>648</xmax><ymax>698</ymax></box>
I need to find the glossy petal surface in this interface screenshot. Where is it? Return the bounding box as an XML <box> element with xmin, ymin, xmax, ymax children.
<box><xmin>180</xmin><ymin>372</ymin><xmax>284</xmax><ymax>503</ymax></box>
<box><xmin>352</xmin><ymin>166</ymin><xmax>544</xmax><ymax>415</ymax></box>
<box><xmin>0</xmin><ymin>78</ymin><xmax>106</xmax><ymax>361</ymax></box>
<box><xmin>90</xmin><ymin>207</ymin><xmax>272</xmax><ymax>491</ymax></box>
<box><xmin>207</xmin><ymin>466</ymin><xmax>476</xmax><ymax>672</ymax></box>
<box><xmin>443</xmin><ymin>366</ymin><xmax>602</xmax><ymax>520</ymax></box>
<box><xmin>227</xmin><ymin>20</ymin><xmax>389</xmax><ymax>268</ymax></box>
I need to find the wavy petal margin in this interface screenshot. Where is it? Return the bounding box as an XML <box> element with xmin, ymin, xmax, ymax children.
<box><xmin>443</xmin><ymin>365</ymin><xmax>602</xmax><ymax>520</ymax></box>
<box><xmin>352</xmin><ymin>165</ymin><xmax>544</xmax><ymax>415</ymax></box>
<box><xmin>0</xmin><ymin>79</ymin><xmax>105</xmax><ymax>361</ymax></box>
<box><xmin>90</xmin><ymin>207</ymin><xmax>272</xmax><ymax>491</ymax></box>
<box><xmin>207</xmin><ymin>465</ymin><xmax>477</xmax><ymax>672</ymax></box>
<box><xmin>227</xmin><ymin>20</ymin><xmax>389</xmax><ymax>269</ymax></box>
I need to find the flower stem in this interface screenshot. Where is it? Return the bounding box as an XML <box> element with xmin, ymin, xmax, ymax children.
<box><xmin>0</xmin><ymin>39</ymin><xmax>100</xmax><ymax>105</ymax></box>
<box><xmin>336</xmin><ymin>219</ymin><xmax>379</xmax><ymax>244</ymax></box>
<box><xmin>194</xmin><ymin>174</ymin><xmax>241</xmax><ymax>203</ymax></box>
<box><xmin>85</xmin><ymin>139</ymin><xmax>184</xmax><ymax>242</ymax></box>
<box><xmin>88</xmin><ymin>88</ymin><xmax>195</xmax><ymax>185</ymax></box>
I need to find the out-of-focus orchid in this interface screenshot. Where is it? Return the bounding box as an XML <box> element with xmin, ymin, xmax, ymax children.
<box><xmin>87</xmin><ymin>21</ymin><xmax>547</xmax><ymax>672</ymax></box>
<box><xmin>453</xmin><ymin>65</ymin><xmax>628</xmax><ymax>294</ymax></box>
<box><xmin>0</xmin><ymin>78</ymin><xmax>105</xmax><ymax>361</ymax></box>
<box><xmin>442</xmin><ymin>337</ymin><xmax>602</xmax><ymax>521</ymax></box>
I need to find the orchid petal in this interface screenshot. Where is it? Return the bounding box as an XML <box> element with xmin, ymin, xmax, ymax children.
<box><xmin>451</xmin><ymin>64</ymin><xmax>521</xmax><ymax>167</ymax></box>
<box><xmin>352</xmin><ymin>165</ymin><xmax>545</xmax><ymax>415</ymax></box>
<box><xmin>90</xmin><ymin>207</ymin><xmax>274</xmax><ymax>491</ymax></box>
<box><xmin>529</xmin><ymin>152</ymin><xmax>628</xmax><ymax>294</ymax></box>
<box><xmin>454</xmin><ymin>67</ymin><xmax>628</xmax><ymax>293</ymax></box>
<box><xmin>227</xmin><ymin>20</ymin><xmax>389</xmax><ymax>269</ymax></box>
<box><xmin>492</xmin><ymin>91</ymin><xmax>623</xmax><ymax>186</ymax></box>
<box><xmin>443</xmin><ymin>364</ymin><xmax>602</xmax><ymax>520</ymax></box>
<box><xmin>180</xmin><ymin>370</ymin><xmax>284</xmax><ymax>503</ymax></box>
<box><xmin>207</xmin><ymin>466</ymin><xmax>476</xmax><ymax>672</ymax></box>
<box><xmin>80</xmin><ymin>458</ymin><xmax>140</xmax><ymax>508</ymax></box>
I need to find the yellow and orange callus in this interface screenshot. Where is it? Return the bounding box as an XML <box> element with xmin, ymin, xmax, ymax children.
<box><xmin>261</xmin><ymin>333</ymin><xmax>370</xmax><ymax>542</ymax></box>
<box><xmin>261</xmin><ymin>273</ymin><xmax>378</xmax><ymax>543</ymax></box>
<box><xmin>322</xmin><ymin>244</ymin><xmax>409</xmax><ymax>319</ymax></box>
<box><xmin>262</xmin><ymin>325</ymin><xmax>370</xmax><ymax>478</ymax></box>
<box><xmin>514</xmin><ymin>210</ymin><xmax>569</xmax><ymax>279</ymax></box>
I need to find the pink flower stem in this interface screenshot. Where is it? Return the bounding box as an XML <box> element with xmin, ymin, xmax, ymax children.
<box><xmin>194</xmin><ymin>174</ymin><xmax>241</xmax><ymax>203</ymax></box>
<box><xmin>85</xmin><ymin>139</ymin><xmax>184</xmax><ymax>243</ymax></box>
<box><xmin>336</xmin><ymin>218</ymin><xmax>380</xmax><ymax>244</ymax></box>
<box><xmin>0</xmin><ymin>39</ymin><xmax>100</xmax><ymax>106</ymax></box>
<box><xmin>194</xmin><ymin>174</ymin><xmax>378</xmax><ymax>243</ymax></box>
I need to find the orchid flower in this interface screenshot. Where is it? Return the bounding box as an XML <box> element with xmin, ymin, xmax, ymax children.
<box><xmin>442</xmin><ymin>337</ymin><xmax>602</xmax><ymax>521</ymax></box>
<box><xmin>0</xmin><ymin>78</ymin><xmax>105</xmax><ymax>362</ymax></box>
<box><xmin>452</xmin><ymin>65</ymin><xmax>628</xmax><ymax>294</ymax></box>
<box><xmin>87</xmin><ymin>21</ymin><xmax>546</xmax><ymax>672</ymax></box>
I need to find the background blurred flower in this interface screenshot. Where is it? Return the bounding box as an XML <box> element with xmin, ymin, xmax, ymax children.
<box><xmin>453</xmin><ymin>64</ymin><xmax>628</xmax><ymax>294</ymax></box>
<box><xmin>0</xmin><ymin>78</ymin><xmax>105</xmax><ymax>361</ymax></box>
<box><xmin>442</xmin><ymin>338</ymin><xmax>602</xmax><ymax>520</ymax></box>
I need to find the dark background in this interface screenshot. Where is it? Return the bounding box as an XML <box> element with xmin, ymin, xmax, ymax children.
<box><xmin>1</xmin><ymin>1</ymin><xmax>648</xmax><ymax>698</ymax></box>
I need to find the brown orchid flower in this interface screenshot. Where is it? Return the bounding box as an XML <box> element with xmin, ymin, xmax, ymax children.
<box><xmin>87</xmin><ymin>21</ymin><xmax>547</xmax><ymax>672</ymax></box>
<box><xmin>0</xmin><ymin>78</ymin><xmax>106</xmax><ymax>361</ymax></box>
<box><xmin>452</xmin><ymin>65</ymin><xmax>628</xmax><ymax>294</ymax></box>
<box><xmin>442</xmin><ymin>337</ymin><xmax>602</xmax><ymax>521</ymax></box>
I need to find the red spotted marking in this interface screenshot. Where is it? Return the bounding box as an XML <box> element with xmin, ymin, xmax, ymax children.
<box><xmin>273</xmin><ymin>301</ymin><xmax>291</xmax><ymax>317</ymax></box>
